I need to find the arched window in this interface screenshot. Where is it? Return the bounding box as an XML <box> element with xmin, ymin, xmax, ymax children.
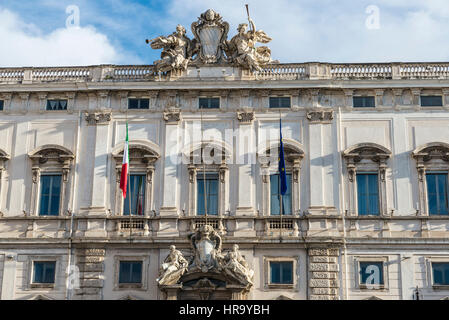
<box><xmin>343</xmin><ymin>143</ymin><xmax>391</xmax><ymax>217</ymax></box>
<box><xmin>28</xmin><ymin>145</ymin><xmax>75</xmax><ymax>216</ymax></box>
<box><xmin>258</xmin><ymin>139</ymin><xmax>304</xmax><ymax>216</ymax></box>
<box><xmin>412</xmin><ymin>142</ymin><xmax>449</xmax><ymax>216</ymax></box>
<box><xmin>183</xmin><ymin>140</ymin><xmax>231</xmax><ymax>217</ymax></box>
<box><xmin>0</xmin><ymin>149</ymin><xmax>10</xmax><ymax>215</ymax></box>
<box><xmin>112</xmin><ymin>141</ymin><xmax>160</xmax><ymax>216</ymax></box>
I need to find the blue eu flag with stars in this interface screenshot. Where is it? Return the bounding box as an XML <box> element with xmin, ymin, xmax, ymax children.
<box><xmin>279</xmin><ymin>118</ymin><xmax>288</xmax><ymax>196</ymax></box>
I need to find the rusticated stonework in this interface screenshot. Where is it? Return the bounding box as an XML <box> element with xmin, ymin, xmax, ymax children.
<box><xmin>308</xmin><ymin>247</ymin><xmax>340</xmax><ymax>300</ymax></box>
<box><xmin>74</xmin><ymin>248</ymin><xmax>106</xmax><ymax>300</ymax></box>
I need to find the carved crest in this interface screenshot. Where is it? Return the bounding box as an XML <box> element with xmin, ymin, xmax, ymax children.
<box><xmin>191</xmin><ymin>9</ymin><xmax>229</xmax><ymax>64</ymax></box>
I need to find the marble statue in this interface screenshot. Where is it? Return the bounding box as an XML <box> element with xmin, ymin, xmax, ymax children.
<box><xmin>147</xmin><ymin>9</ymin><xmax>273</xmax><ymax>73</ymax></box>
<box><xmin>156</xmin><ymin>245</ymin><xmax>188</xmax><ymax>285</ymax></box>
<box><xmin>221</xmin><ymin>244</ymin><xmax>254</xmax><ymax>286</ymax></box>
<box><xmin>224</xmin><ymin>18</ymin><xmax>272</xmax><ymax>72</ymax></box>
<box><xmin>147</xmin><ymin>25</ymin><xmax>198</xmax><ymax>73</ymax></box>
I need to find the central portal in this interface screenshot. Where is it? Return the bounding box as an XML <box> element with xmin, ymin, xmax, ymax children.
<box><xmin>157</xmin><ymin>225</ymin><xmax>254</xmax><ymax>300</ymax></box>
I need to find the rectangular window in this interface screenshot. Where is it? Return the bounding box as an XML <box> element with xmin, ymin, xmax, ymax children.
<box><xmin>199</xmin><ymin>97</ymin><xmax>220</xmax><ymax>109</ymax></box>
<box><xmin>119</xmin><ymin>261</ymin><xmax>142</xmax><ymax>284</ymax></box>
<box><xmin>426</xmin><ymin>173</ymin><xmax>449</xmax><ymax>215</ymax></box>
<box><xmin>270</xmin><ymin>261</ymin><xmax>293</xmax><ymax>284</ymax></box>
<box><xmin>432</xmin><ymin>262</ymin><xmax>449</xmax><ymax>286</ymax></box>
<box><xmin>269</xmin><ymin>97</ymin><xmax>291</xmax><ymax>109</ymax></box>
<box><xmin>356</xmin><ymin>173</ymin><xmax>379</xmax><ymax>216</ymax></box>
<box><xmin>421</xmin><ymin>95</ymin><xmax>443</xmax><ymax>107</ymax></box>
<box><xmin>128</xmin><ymin>98</ymin><xmax>150</xmax><ymax>110</ymax></box>
<box><xmin>46</xmin><ymin>100</ymin><xmax>68</xmax><ymax>111</ymax></box>
<box><xmin>359</xmin><ymin>261</ymin><xmax>384</xmax><ymax>286</ymax></box>
<box><xmin>197</xmin><ymin>173</ymin><xmax>219</xmax><ymax>216</ymax></box>
<box><xmin>0</xmin><ymin>100</ymin><xmax>3</xmax><ymax>111</ymax></box>
<box><xmin>270</xmin><ymin>174</ymin><xmax>292</xmax><ymax>215</ymax></box>
<box><xmin>39</xmin><ymin>175</ymin><xmax>62</xmax><ymax>216</ymax></box>
<box><xmin>123</xmin><ymin>174</ymin><xmax>146</xmax><ymax>216</ymax></box>
<box><xmin>33</xmin><ymin>261</ymin><xmax>56</xmax><ymax>284</ymax></box>
<box><xmin>353</xmin><ymin>96</ymin><xmax>375</xmax><ymax>108</ymax></box>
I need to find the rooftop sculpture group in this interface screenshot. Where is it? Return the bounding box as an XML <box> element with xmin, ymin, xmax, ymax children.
<box><xmin>147</xmin><ymin>8</ymin><xmax>273</xmax><ymax>73</ymax></box>
<box><xmin>157</xmin><ymin>225</ymin><xmax>254</xmax><ymax>288</ymax></box>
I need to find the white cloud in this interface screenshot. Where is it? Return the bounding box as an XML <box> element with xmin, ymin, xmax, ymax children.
<box><xmin>167</xmin><ymin>0</ymin><xmax>449</xmax><ymax>63</ymax></box>
<box><xmin>0</xmin><ymin>8</ymin><xmax>124</xmax><ymax>67</ymax></box>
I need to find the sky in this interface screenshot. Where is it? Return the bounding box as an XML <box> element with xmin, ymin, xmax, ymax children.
<box><xmin>1</xmin><ymin>0</ymin><xmax>449</xmax><ymax>67</ymax></box>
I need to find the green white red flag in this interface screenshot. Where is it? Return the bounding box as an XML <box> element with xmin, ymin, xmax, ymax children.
<box><xmin>120</xmin><ymin>123</ymin><xmax>129</xmax><ymax>198</ymax></box>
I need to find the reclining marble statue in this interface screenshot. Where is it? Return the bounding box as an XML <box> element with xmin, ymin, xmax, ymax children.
<box><xmin>146</xmin><ymin>25</ymin><xmax>198</xmax><ymax>73</ymax></box>
<box><xmin>147</xmin><ymin>8</ymin><xmax>273</xmax><ymax>73</ymax></box>
<box><xmin>223</xmin><ymin>18</ymin><xmax>272</xmax><ymax>72</ymax></box>
<box><xmin>156</xmin><ymin>245</ymin><xmax>189</xmax><ymax>286</ymax></box>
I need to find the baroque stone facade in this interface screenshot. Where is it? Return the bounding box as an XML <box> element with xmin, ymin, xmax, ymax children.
<box><xmin>0</xmin><ymin>10</ymin><xmax>449</xmax><ymax>301</ymax></box>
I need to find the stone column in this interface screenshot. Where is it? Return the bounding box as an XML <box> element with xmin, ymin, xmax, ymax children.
<box><xmin>0</xmin><ymin>254</ymin><xmax>16</xmax><ymax>300</ymax></box>
<box><xmin>74</xmin><ymin>248</ymin><xmax>105</xmax><ymax>300</ymax></box>
<box><xmin>234</xmin><ymin>111</ymin><xmax>256</xmax><ymax>236</ymax></box>
<box><xmin>84</xmin><ymin>112</ymin><xmax>111</xmax><ymax>216</ymax></box>
<box><xmin>158</xmin><ymin>109</ymin><xmax>181</xmax><ymax>236</ymax></box>
<box><xmin>308</xmin><ymin>247</ymin><xmax>340</xmax><ymax>300</ymax></box>
<box><xmin>306</xmin><ymin>109</ymin><xmax>337</xmax><ymax>215</ymax></box>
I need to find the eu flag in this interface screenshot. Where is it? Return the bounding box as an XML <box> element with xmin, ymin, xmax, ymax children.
<box><xmin>279</xmin><ymin>118</ymin><xmax>288</xmax><ymax>196</ymax></box>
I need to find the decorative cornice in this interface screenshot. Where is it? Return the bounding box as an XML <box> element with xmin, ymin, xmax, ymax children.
<box><xmin>237</xmin><ymin>111</ymin><xmax>255</xmax><ymax>124</ymax></box>
<box><xmin>84</xmin><ymin>112</ymin><xmax>112</xmax><ymax>126</ymax></box>
<box><xmin>306</xmin><ymin>109</ymin><xmax>334</xmax><ymax>124</ymax></box>
<box><xmin>163</xmin><ymin>108</ymin><xmax>181</xmax><ymax>123</ymax></box>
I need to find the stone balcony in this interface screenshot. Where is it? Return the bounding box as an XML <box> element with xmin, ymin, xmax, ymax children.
<box><xmin>1</xmin><ymin>62</ymin><xmax>449</xmax><ymax>84</ymax></box>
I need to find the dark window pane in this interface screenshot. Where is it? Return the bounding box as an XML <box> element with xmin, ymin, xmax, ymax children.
<box><xmin>46</xmin><ymin>100</ymin><xmax>68</xmax><ymax>111</ymax></box>
<box><xmin>359</xmin><ymin>262</ymin><xmax>384</xmax><ymax>286</ymax></box>
<box><xmin>0</xmin><ymin>100</ymin><xmax>3</xmax><ymax>111</ymax></box>
<box><xmin>432</xmin><ymin>263</ymin><xmax>449</xmax><ymax>285</ymax></box>
<box><xmin>269</xmin><ymin>97</ymin><xmax>291</xmax><ymax>109</ymax></box>
<box><xmin>197</xmin><ymin>173</ymin><xmax>219</xmax><ymax>215</ymax></box>
<box><xmin>33</xmin><ymin>261</ymin><xmax>56</xmax><ymax>284</ymax></box>
<box><xmin>123</xmin><ymin>174</ymin><xmax>146</xmax><ymax>215</ymax></box>
<box><xmin>270</xmin><ymin>262</ymin><xmax>280</xmax><ymax>283</ymax></box>
<box><xmin>270</xmin><ymin>174</ymin><xmax>292</xmax><ymax>215</ymax></box>
<box><xmin>128</xmin><ymin>99</ymin><xmax>150</xmax><ymax>110</ymax></box>
<box><xmin>426</xmin><ymin>173</ymin><xmax>449</xmax><ymax>215</ymax></box>
<box><xmin>421</xmin><ymin>96</ymin><xmax>443</xmax><ymax>107</ymax></box>
<box><xmin>270</xmin><ymin>261</ymin><xmax>293</xmax><ymax>284</ymax></box>
<box><xmin>357</xmin><ymin>173</ymin><xmax>379</xmax><ymax>216</ymax></box>
<box><xmin>199</xmin><ymin>97</ymin><xmax>220</xmax><ymax>109</ymax></box>
<box><xmin>39</xmin><ymin>175</ymin><xmax>61</xmax><ymax>216</ymax></box>
<box><xmin>119</xmin><ymin>261</ymin><xmax>142</xmax><ymax>284</ymax></box>
<box><xmin>353</xmin><ymin>96</ymin><xmax>375</xmax><ymax>108</ymax></box>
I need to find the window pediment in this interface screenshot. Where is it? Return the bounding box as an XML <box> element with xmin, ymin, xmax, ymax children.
<box><xmin>28</xmin><ymin>145</ymin><xmax>74</xmax><ymax>166</ymax></box>
<box><xmin>412</xmin><ymin>142</ymin><xmax>449</xmax><ymax>162</ymax></box>
<box><xmin>343</xmin><ymin>143</ymin><xmax>391</xmax><ymax>163</ymax></box>
<box><xmin>112</xmin><ymin>141</ymin><xmax>160</xmax><ymax>167</ymax></box>
<box><xmin>258</xmin><ymin>139</ymin><xmax>304</xmax><ymax>167</ymax></box>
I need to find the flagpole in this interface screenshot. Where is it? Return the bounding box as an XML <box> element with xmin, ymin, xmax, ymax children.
<box><xmin>201</xmin><ymin>110</ymin><xmax>208</xmax><ymax>226</ymax></box>
<box><xmin>279</xmin><ymin>109</ymin><xmax>283</xmax><ymax>240</ymax></box>
<box><xmin>125</xmin><ymin>115</ymin><xmax>133</xmax><ymax>242</ymax></box>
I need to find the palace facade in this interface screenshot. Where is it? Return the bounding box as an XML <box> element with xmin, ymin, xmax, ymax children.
<box><xmin>1</xmin><ymin>10</ymin><xmax>449</xmax><ymax>300</ymax></box>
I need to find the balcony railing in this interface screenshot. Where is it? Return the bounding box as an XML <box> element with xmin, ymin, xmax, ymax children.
<box><xmin>2</xmin><ymin>62</ymin><xmax>449</xmax><ymax>84</ymax></box>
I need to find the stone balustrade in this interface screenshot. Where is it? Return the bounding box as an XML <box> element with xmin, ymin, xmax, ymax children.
<box><xmin>2</xmin><ymin>62</ymin><xmax>449</xmax><ymax>84</ymax></box>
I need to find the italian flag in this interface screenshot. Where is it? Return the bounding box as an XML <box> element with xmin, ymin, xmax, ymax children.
<box><xmin>120</xmin><ymin>122</ymin><xmax>129</xmax><ymax>198</ymax></box>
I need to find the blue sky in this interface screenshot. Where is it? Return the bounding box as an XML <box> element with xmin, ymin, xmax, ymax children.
<box><xmin>1</xmin><ymin>0</ymin><xmax>449</xmax><ymax>66</ymax></box>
